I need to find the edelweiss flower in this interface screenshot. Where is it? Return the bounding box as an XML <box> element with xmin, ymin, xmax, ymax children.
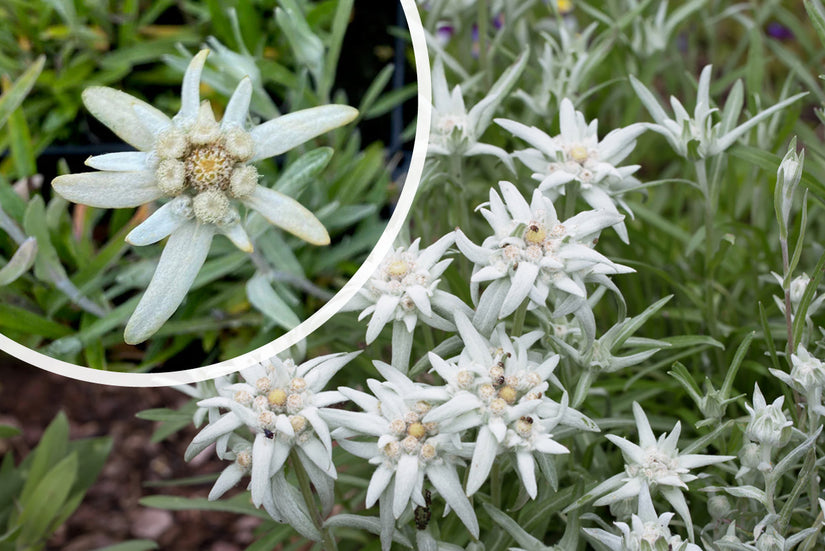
<box><xmin>496</xmin><ymin>98</ymin><xmax>646</xmax><ymax>242</ymax></box>
<box><xmin>585</xmin><ymin>402</ymin><xmax>734</xmax><ymax>539</ymax></box>
<box><xmin>584</xmin><ymin>484</ymin><xmax>702</xmax><ymax>551</ymax></box>
<box><xmin>52</xmin><ymin>49</ymin><xmax>358</xmax><ymax>344</ymax></box>
<box><xmin>184</xmin><ymin>352</ymin><xmax>359</xmax><ymax>516</ymax></box>
<box><xmin>343</xmin><ymin>233</ymin><xmax>470</xmax><ymax>346</ymax></box>
<box><xmin>744</xmin><ymin>384</ymin><xmax>792</xmax><ymax>451</ymax></box>
<box><xmin>514</xmin><ymin>24</ymin><xmax>608</xmax><ymax>117</ymax></box>
<box><xmin>424</xmin><ymin>312</ymin><xmax>596</xmax><ymax>498</ymax></box>
<box><xmin>771</xmin><ymin>345</ymin><xmax>825</xmax><ymax>406</ymax></box>
<box><xmin>629</xmin><ymin>65</ymin><xmax>806</xmax><ymax>159</ymax></box>
<box><xmin>770</xmin><ymin>272</ymin><xmax>825</xmax><ymax>325</ymax></box>
<box><xmin>323</xmin><ymin>363</ymin><xmax>478</xmax><ymax>545</ymax></box>
<box><xmin>455</xmin><ymin>181</ymin><xmax>631</xmax><ymax>338</ymax></box>
<box><xmin>428</xmin><ymin>54</ymin><xmax>527</xmax><ymax>171</ymax></box>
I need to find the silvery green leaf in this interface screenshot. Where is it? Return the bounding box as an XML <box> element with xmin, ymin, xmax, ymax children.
<box><xmin>271</xmin><ymin>472</ymin><xmax>322</xmax><ymax>542</ymax></box>
<box><xmin>722</xmin><ymin>485</ymin><xmax>768</xmax><ymax>506</ymax></box>
<box><xmin>124</xmin><ymin>221</ymin><xmax>215</xmax><ymax>344</ymax></box>
<box><xmin>275</xmin><ymin>147</ymin><xmax>334</xmax><ymax>197</ymax></box>
<box><xmin>0</xmin><ymin>237</ymin><xmax>37</xmax><ymax>286</ymax></box>
<box><xmin>323</xmin><ymin>515</ymin><xmax>412</xmax><ymax>548</ymax></box>
<box><xmin>275</xmin><ymin>1</ymin><xmax>324</xmax><ymax>81</ymax></box>
<box><xmin>317</xmin><ymin>204</ymin><xmax>377</xmax><ymax>231</ymax></box>
<box><xmin>246</xmin><ymin>272</ymin><xmax>301</xmax><ymax>331</ymax></box>
<box><xmin>483</xmin><ymin>503</ymin><xmax>547</xmax><ymax>551</ymax></box>
<box><xmin>773</xmin><ymin>426</ymin><xmax>821</xmax><ymax>479</ymax></box>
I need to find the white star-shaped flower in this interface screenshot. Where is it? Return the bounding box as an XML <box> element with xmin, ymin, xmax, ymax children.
<box><xmin>629</xmin><ymin>64</ymin><xmax>806</xmax><ymax>159</ymax></box>
<box><xmin>428</xmin><ymin>54</ymin><xmax>527</xmax><ymax>172</ymax></box>
<box><xmin>455</xmin><ymin>181</ymin><xmax>631</xmax><ymax>339</ymax></box>
<box><xmin>585</xmin><ymin>402</ymin><xmax>734</xmax><ymax>539</ymax></box>
<box><xmin>496</xmin><ymin>98</ymin><xmax>646</xmax><ymax>242</ymax></box>
<box><xmin>344</xmin><ymin>233</ymin><xmax>469</xmax><ymax>344</ymax></box>
<box><xmin>184</xmin><ymin>352</ymin><xmax>359</xmax><ymax>517</ymax></box>
<box><xmin>323</xmin><ymin>362</ymin><xmax>478</xmax><ymax>545</ymax></box>
<box><xmin>51</xmin><ymin>49</ymin><xmax>358</xmax><ymax>343</ymax></box>
<box><xmin>424</xmin><ymin>312</ymin><xmax>595</xmax><ymax>498</ymax></box>
<box><xmin>584</xmin><ymin>484</ymin><xmax>702</xmax><ymax>551</ymax></box>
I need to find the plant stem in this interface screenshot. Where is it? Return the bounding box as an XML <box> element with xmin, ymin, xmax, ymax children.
<box><xmin>491</xmin><ymin>461</ymin><xmax>502</xmax><ymax>508</ymax></box>
<box><xmin>478</xmin><ymin>0</ymin><xmax>491</xmax><ymax>88</ymax></box>
<box><xmin>696</xmin><ymin>160</ymin><xmax>722</xmax><ymax>350</ymax></box>
<box><xmin>780</xmin><ymin>237</ymin><xmax>794</xmax><ymax>355</ymax></box>
<box><xmin>512</xmin><ymin>299</ymin><xmax>528</xmax><ymax>337</ymax></box>
<box><xmin>290</xmin><ymin>451</ymin><xmax>337</xmax><ymax>551</ymax></box>
<box><xmin>449</xmin><ymin>155</ymin><xmax>471</xmax><ymax>232</ymax></box>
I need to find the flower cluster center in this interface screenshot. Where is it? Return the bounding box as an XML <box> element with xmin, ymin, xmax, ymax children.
<box><xmin>186</xmin><ymin>144</ymin><xmax>234</xmax><ymax>191</ymax></box>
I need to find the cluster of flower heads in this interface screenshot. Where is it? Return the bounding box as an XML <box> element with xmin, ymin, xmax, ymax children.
<box><xmin>51</xmin><ymin>49</ymin><xmax>358</xmax><ymax>344</ymax></box>
<box><xmin>184</xmin><ymin>353</ymin><xmax>358</xmax><ymax>539</ymax></box>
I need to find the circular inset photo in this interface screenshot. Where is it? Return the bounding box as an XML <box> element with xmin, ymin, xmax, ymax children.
<box><xmin>0</xmin><ymin>0</ymin><xmax>429</xmax><ymax>380</ymax></box>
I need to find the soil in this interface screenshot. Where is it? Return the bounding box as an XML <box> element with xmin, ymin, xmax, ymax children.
<box><xmin>0</xmin><ymin>351</ymin><xmax>294</xmax><ymax>551</ymax></box>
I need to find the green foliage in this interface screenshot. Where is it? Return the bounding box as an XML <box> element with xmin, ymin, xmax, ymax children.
<box><xmin>0</xmin><ymin>0</ymin><xmax>410</xmax><ymax>369</ymax></box>
<box><xmin>0</xmin><ymin>412</ymin><xmax>113</xmax><ymax>551</ymax></box>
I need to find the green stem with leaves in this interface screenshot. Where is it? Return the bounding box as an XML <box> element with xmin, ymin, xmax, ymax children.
<box><xmin>290</xmin><ymin>451</ymin><xmax>337</xmax><ymax>551</ymax></box>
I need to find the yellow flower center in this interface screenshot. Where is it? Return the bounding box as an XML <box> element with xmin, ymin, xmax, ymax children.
<box><xmin>407</xmin><ymin>422</ymin><xmax>427</xmax><ymax>439</ymax></box>
<box><xmin>268</xmin><ymin>388</ymin><xmax>287</xmax><ymax>407</ymax></box>
<box><xmin>569</xmin><ymin>144</ymin><xmax>589</xmax><ymax>164</ymax></box>
<box><xmin>524</xmin><ymin>224</ymin><xmax>547</xmax><ymax>245</ymax></box>
<box><xmin>557</xmin><ymin>0</ymin><xmax>573</xmax><ymax>14</ymax></box>
<box><xmin>186</xmin><ymin>144</ymin><xmax>234</xmax><ymax>192</ymax></box>
<box><xmin>386</xmin><ymin>259</ymin><xmax>411</xmax><ymax>279</ymax></box>
<box><xmin>498</xmin><ymin>385</ymin><xmax>517</xmax><ymax>404</ymax></box>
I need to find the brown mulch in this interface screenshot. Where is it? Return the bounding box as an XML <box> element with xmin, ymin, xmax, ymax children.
<box><xmin>0</xmin><ymin>352</ymin><xmax>269</xmax><ymax>551</ymax></box>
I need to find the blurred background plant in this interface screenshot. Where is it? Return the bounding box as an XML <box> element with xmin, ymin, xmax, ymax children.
<box><xmin>0</xmin><ymin>0</ymin><xmax>417</xmax><ymax>371</ymax></box>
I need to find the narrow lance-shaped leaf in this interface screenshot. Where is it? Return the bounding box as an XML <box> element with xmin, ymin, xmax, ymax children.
<box><xmin>0</xmin><ymin>55</ymin><xmax>45</xmax><ymax>130</ymax></box>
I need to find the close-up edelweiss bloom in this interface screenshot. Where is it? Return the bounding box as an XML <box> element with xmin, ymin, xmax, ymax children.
<box><xmin>583</xmin><ymin>401</ymin><xmax>734</xmax><ymax>539</ymax></box>
<box><xmin>584</xmin><ymin>484</ymin><xmax>702</xmax><ymax>551</ymax></box>
<box><xmin>183</xmin><ymin>352</ymin><xmax>359</xmax><ymax>520</ymax></box>
<box><xmin>424</xmin><ymin>311</ymin><xmax>597</xmax><ymax>498</ymax></box>
<box><xmin>52</xmin><ymin>49</ymin><xmax>358</xmax><ymax>344</ymax></box>
<box><xmin>343</xmin><ymin>233</ymin><xmax>469</xmax><ymax>345</ymax></box>
<box><xmin>323</xmin><ymin>362</ymin><xmax>478</xmax><ymax>547</ymax></box>
<box><xmin>427</xmin><ymin>55</ymin><xmax>526</xmax><ymax>172</ymax></box>
<box><xmin>496</xmin><ymin>98</ymin><xmax>646</xmax><ymax>242</ymax></box>
<box><xmin>456</xmin><ymin>181</ymin><xmax>632</xmax><ymax>338</ymax></box>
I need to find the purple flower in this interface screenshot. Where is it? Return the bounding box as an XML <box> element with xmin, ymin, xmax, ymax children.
<box><xmin>767</xmin><ymin>21</ymin><xmax>794</xmax><ymax>41</ymax></box>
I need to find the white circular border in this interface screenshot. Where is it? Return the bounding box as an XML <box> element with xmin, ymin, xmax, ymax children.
<box><xmin>0</xmin><ymin>0</ymin><xmax>431</xmax><ymax>387</ymax></box>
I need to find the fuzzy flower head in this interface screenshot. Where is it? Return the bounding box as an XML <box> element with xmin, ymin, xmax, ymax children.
<box><xmin>344</xmin><ymin>234</ymin><xmax>463</xmax><ymax>344</ymax></box>
<box><xmin>496</xmin><ymin>98</ymin><xmax>646</xmax><ymax>242</ymax></box>
<box><xmin>744</xmin><ymin>384</ymin><xmax>793</xmax><ymax>450</ymax></box>
<box><xmin>323</xmin><ymin>363</ymin><xmax>479</xmax><ymax>541</ymax></box>
<box><xmin>185</xmin><ymin>352</ymin><xmax>359</xmax><ymax>511</ymax></box>
<box><xmin>428</xmin><ymin>54</ymin><xmax>527</xmax><ymax>171</ymax></box>
<box><xmin>588</xmin><ymin>402</ymin><xmax>734</xmax><ymax>539</ymax></box>
<box><xmin>629</xmin><ymin>65</ymin><xmax>806</xmax><ymax>159</ymax></box>
<box><xmin>424</xmin><ymin>312</ymin><xmax>596</xmax><ymax>498</ymax></box>
<box><xmin>585</xmin><ymin>485</ymin><xmax>702</xmax><ymax>551</ymax></box>
<box><xmin>771</xmin><ymin>346</ymin><xmax>825</xmax><ymax>409</ymax></box>
<box><xmin>52</xmin><ymin>49</ymin><xmax>358</xmax><ymax>344</ymax></box>
<box><xmin>456</xmin><ymin>181</ymin><xmax>631</xmax><ymax>337</ymax></box>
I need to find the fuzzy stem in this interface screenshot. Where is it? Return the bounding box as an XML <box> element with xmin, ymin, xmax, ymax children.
<box><xmin>478</xmin><ymin>0</ymin><xmax>491</xmax><ymax>88</ymax></box>
<box><xmin>491</xmin><ymin>461</ymin><xmax>502</xmax><ymax>508</ymax></box>
<box><xmin>512</xmin><ymin>299</ymin><xmax>529</xmax><ymax>337</ymax></box>
<box><xmin>449</xmin><ymin>155</ymin><xmax>471</xmax><ymax>232</ymax></box>
<box><xmin>290</xmin><ymin>451</ymin><xmax>337</xmax><ymax>551</ymax></box>
<box><xmin>780</xmin><ymin>237</ymin><xmax>794</xmax><ymax>355</ymax></box>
